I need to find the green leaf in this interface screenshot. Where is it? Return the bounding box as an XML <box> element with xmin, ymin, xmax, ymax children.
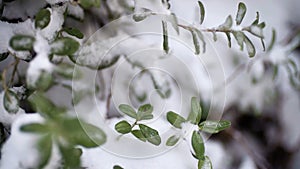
<box><xmin>28</xmin><ymin>92</ymin><xmax>66</xmax><ymax>119</ymax></box>
<box><xmin>162</xmin><ymin>21</ymin><xmax>169</xmax><ymax>53</ymax></box>
<box><xmin>133</xmin><ymin>8</ymin><xmax>152</xmax><ymax>22</ymax></box>
<box><xmin>0</xmin><ymin>52</ymin><xmax>9</xmax><ymax>62</ymax></box>
<box><xmin>225</xmin><ymin>32</ymin><xmax>231</xmax><ymax>48</ymax></box>
<box><xmin>218</xmin><ymin>15</ymin><xmax>233</xmax><ymax>30</ymax></box>
<box><xmin>20</xmin><ymin>123</ymin><xmax>49</xmax><ymax>133</ymax></box>
<box><xmin>115</xmin><ymin>120</ymin><xmax>132</xmax><ymax>134</ymax></box>
<box><xmin>3</xmin><ymin>89</ymin><xmax>19</xmax><ymax>114</ymax></box>
<box><xmin>232</xmin><ymin>31</ymin><xmax>245</xmax><ymax>50</ymax></box>
<box><xmin>166</xmin><ymin>111</ymin><xmax>186</xmax><ymax>129</ymax></box>
<box><xmin>37</xmin><ymin>134</ymin><xmax>52</xmax><ymax>169</ymax></box>
<box><xmin>191</xmin><ymin>29</ymin><xmax>200</xmax><ymax>55</ymax></box>
<box><xmin>55</xmin><ymin>63</ymin><xmax>81</xmax><ymax>80</ymax></box>
<box><xmin>63</xmin><ymin>27</ymin><xmax>84</xmax><ymax>39</ymax></box>
<box><xmin>59</xmin><ymin>145</ymin><xmax>81</xmax><ymax>168</ymax></box>
<box><xmin>35</xmin><ymin>9</ymin><xmax>51</xmax><ymax>29</ymax></box>
<box><xmin>113</xmin><ymin>165</ymin><xmax>124</xmax><ymax>169</ymax></box>
<box><xmin>272</xmin><ymin>65</ymin><xmax>278</xmax><ymax>80</ymax></box>
<box><xmin>63</xmin><ymin>118</ymin><xmax>106</xmax><ymax>148</ymax></box>
<box><xmin>198</xmin><ymin>1</ymin><xmax>205</xmax><ymax>24</ymax></box>
<box><xmin>139</xmin><ymin>124</ymin><xmax>161</xmax><ymax>146</ymax></box>
<box><xmin>131</xmin><ymin>129</ymin><xmax>146</xmax><ymax>142</ymax></box>
<box><xmin>192</xmin><ymin>131</ymin><xmax>205</xmax><ymax>159</ymax></box>
<box><xmin>244</xmin><ymin>35</ymin><xmax>256</xmax><ymax>57</ymax></box>
<box><xmin>188</xmin><ymin>97</ymin><xmax>202</xmax><ymax>125</ymax></box>
<box><xmin>235</xmin><ymin>2</ymin><xmax>247</xmax><ymax>25</ymax></box>
<box><xmin>119</xmin><ymin>104</ymin><xmax>137</xmax><ymax>119</ymax></box>
<box><xmin>198</xmin><ymin>156</ymin><xmax>213</xmax><ymax>169</ymax></box>
<box><xmin>212</xmin><ymin>31</ymin><xmax>217</xmax><ymax>41</ymax></box>
<box><xmin>79</xmin><ymin>0</ymin><xmax>100</xmax><ymax>9</ymax></box>
<box><xmin>166</xmin><ymin>135</ymin><xmax>180</xmax><ymax>146</ymax></box>
<box><xmin>267</xmin><ymin>28</ymin><xmax>276</xmax><ymax>52</ymax></box>
<box><xmin>198</xmin><ymin>120</ymin><xmax>231</xmax><ymax>134</ymax></box>
<box><xmin>137</xmin><ymin>104</ymin><xmax>154</xmax><ymax>121</ymax></box>
<box><xmin>51</xmin><ymin>37</ymin><xmax>79</xmax><ymax>56</ymax></box>
<box><xmin>32</xmin><ymin>71</ymin><xmax>53</xmax><ymax>91</ymax></box>
<box><xmin>195</xmin><ymin>29</ymin><xmax>206</xmax><ymax>53</ymax></box>
<box><xmin>9</xmin><ymin>35</ymin><xmax>35</xmax><ymax>51</ymax></box>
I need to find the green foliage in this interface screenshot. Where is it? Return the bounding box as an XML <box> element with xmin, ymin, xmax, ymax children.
<box><xmin>21</xmin><ymin>92</ymin><xmax>106</xmax><ymax>168</ymax></box>
<box><xmin>198</xmin><ymin>1</ymin><xmax>205</xmax><ymax>24</ymax></box>
<box><xmin>166</xmin><ymin>135</ymin><xmax>180</xmax><ymax>146</ymax></box>
<box><xmin>114</xmin><ymin>104</ymin><xmax>160</xmax><ymax>146</ymax></box>
<box><xmin>166</xmin><ymin>111</ymin><xmax>186</xmax><ymax>129</ymax></box>
<box><xmin>63</xmin><ymin>27</ymin><xmax>84</xmax><ymax>39</ymax></box>
<box><xmin>50</xmin><ymin>37</ymin><xmax>80</xmax><ymax>56</ymax></box>
<box><xmin>79</xmin><ymin>0</ymin><xmax>100</xmax><ymax>9</ymax></box>
<box><xmin>9</xmin><ymin>35</ymin><xmax>35</xmax><ymax>51</ymax></box>
<box><xmin>113</xmin><ymin>165</ymin><xmax>124</xmax><ymax>169</ymax></box>
<box><xmin>192</xmin><ymin>130</ymin><xmax>205</xmax><ymax>159</ymax></box>
<box><xmin>198</xmin><ymin>120</ymin><xmax>231</xmax><ymax>134</ymax></box>
<box><xmin>35</xmin><ymin>9</ymin><xmax>51</xmax><ymax>29</ymax></box>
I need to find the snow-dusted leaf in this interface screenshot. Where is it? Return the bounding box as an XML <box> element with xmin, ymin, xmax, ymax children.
<box><xmin>232</xmin><ymin>31</ymin><xmax>244</xmax><ymax>50</ymax></box>
<box><xmin>195</xmin><ymin>29</ymin><xmax>206</xmax><ymax>53</ymax></box>
<box><xmin>244</xmin><ymin>35</ymin><xmax>256</xmax><ymax>57</ymax></box>
<box><xmin>37</xmin><ymin>134</ymin><xmax>52</xmax><ymax>169</ymax></box>
<box><xmin>188</xmin><ymin>97</ymin><xmax>202</xmax><ymax>125</ymax></box>
<box><xmin>225</xmin><ymin>32</ymin><xmax>231</xmax><ymax>48</ymax></box>
<box><xmin>162</xmin><ymin>20</ymin><xmax>169</xmax><ymax>53</ymax></box>
<box><xmin>137</xmin><ymin>104</ymin><xmax>153</xmax><ymax>121</ymax></box>
<box><xmin>63</xmin><ymin>27</ymin><xmax>84</xmax><ymax>39</ymax></box>
<box><xmin>166</xmin><ymin>135</ymin><xmax>180</xmax><ymax>146</ymax></box>
<box><xmin>218</xmin><ymin>15</ymin><xmax>233</xmax><ymax>30</ymax></box>
<box><xmin>54</xmin><ymin>63</ymin><xmax>82</xmax><ymax>80</ymax></box>
<box><xmin>115</xmin><ymin>120</ymin><xmax>132</xmax><ymax>134</ymax></box>
<box><xmin>131</xmin><ymin>130</ymin><xmax>147</xmax><ymax>142</ymax></box>
<box><xmin>79</xmin><ymin>0</ymin><xmax>100</xmax><ymax>9</ymax></box>
<box><xmin>190</xmin><ymin>29</ymin><xmax>200</xmax><ymax>55</ymax></box>
<box><xmin>166</xmin><ymin>13</ymin><xmax>179</xmax><ymax>34</ymax></box>
<box><xmin>247</xmin><ymin>25</ymin><xmax>264</xmax><ymax>38</ymax></box>
<box><xmin>192</xmin><ymin>130</ymin><xmax>205</xmax><ymax>159</ymax></box>
<box><xmin>198</xmin><ymin>156</ymin><xmax>213</xmax><ymax>169</ymax></box>
<box><xmin>9</xmin><ymin>35</ymin><xmax>35</xmax><ymax>51</ymax></box>
<box><xmin>66</xmin><ymin>3</ymin><xmax>84</xmax><ymax>21</ymax></box>
<box><xmin>3</xmin><ymin>89</ymin><xmax>19</xmax><ymax>114</ymax></box>
<box><xmin>212</xmin><ymin>31</ymin><xmax>217</xmax><ymax>41</ymax></box>
<box><xmin>166</xmin><ymin>111</ymin><xmax>186</xmax><ymax>129</ymax></box>
<box><xmin>198</xmin><ymin>1</ymin><xmax>205</xmax><ymax>24</ymax></box>
<box><xmin>35</xmin><ymin>8</ymin><xmax>51</xmax><ymax>29</ymax></box>
<box><xmin>51</xmin><ymin>37</ymin><xmax>79</xmax><ymax>56</ymax></box>
<box><xmin>139</xmin><ymin>124</ymin><xmax>161</xmax><ymax>146</ymax></box>
<box><xmin>198</xmin><ymin>120</ymin><xmax>231</xmax><ymax>134</ymax></box>
<box><xmin>235</xmin><ymin>2</ymin><xmax>246</xmax><ymax>25</ymax></box>
<box><xmin>133</xmin><ymin>8</ymin><xmax>152</xmax><ymax>22</ymax></box>
<box><xmin>119</xmin><ymin>104</ymin><xmax>137</xmax><ymax>119</ymax></box>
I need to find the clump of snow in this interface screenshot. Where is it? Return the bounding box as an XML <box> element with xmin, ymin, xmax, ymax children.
<box><xmin>0</xmin><ymin>92</ymin><xmax>25</xmax><ymax>126</ymax></box>
<box><xmin>41</xmin><ymin>6</ymin><xmax>66</xmax><ymax>41</ymax></box>
<box><xmin>27</xmin><ymin>32</ymin><xmax>53</xmax><ymax>88</ymax></box>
